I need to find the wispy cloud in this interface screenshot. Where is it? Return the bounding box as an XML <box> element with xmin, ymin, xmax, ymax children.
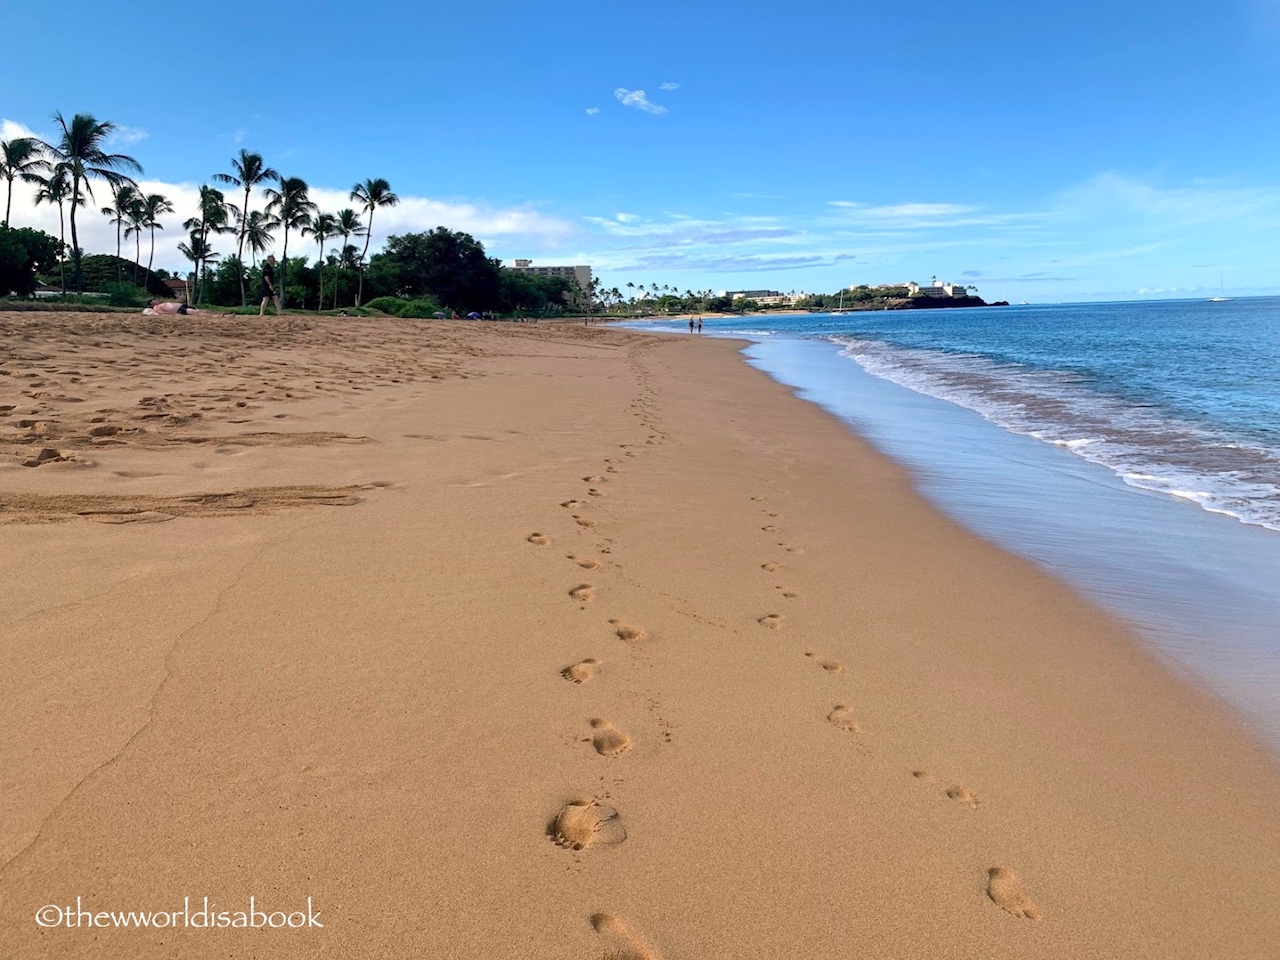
<box><xmin>108</xmin><ymin>124</ymin><xmax>148</xmax><ymax>145</ymax></box>
<box><xmin>658</xmin><ymin>81</ymin><xmax>680</xmax><ymax>91</ymax></box>
<box><xmin>1054</xmin><ymin>171</ymin><xmax>1280</xmax><ymax>226</ymax></box>
<box><xmin>585</xmin><ymin>107</ymin><xmax>600</xmax><ymax>116</ymax></box>
<box><xmin>614</xmin><ymin>88</ymin><xmax>667</xmax><ymax>115</ymax></box>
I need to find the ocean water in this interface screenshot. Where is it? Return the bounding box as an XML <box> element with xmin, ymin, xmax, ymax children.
<box><xmin>627</xmin><ymin>300</ymin><xmax>1280</xmax><ymax>748</ymax></box>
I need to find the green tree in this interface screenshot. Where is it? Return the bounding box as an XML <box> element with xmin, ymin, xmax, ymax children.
<box><xmin>333</xmin><ymin>208</ymin><xmax>364</xmax><ymax>307</ymax></box>
<box><xmin>370</xmin><ymin>228</ymin><xmax>499</xmax><ymax>309</ymax></box>
<box><xmin>100</xmin><ymin>183</ymin><xmax>139</xmax><ymax>283</ymax></box>
<box><xmin>264</xmin><ymin>175</ymin><xmax>314</xmax><ymax>306</ymax></box>
<box><xmin>350</xmin><ymin>177</ymin><xmax>398</xmax><ymax>306</ymax></box>
<box><xmin>242</xmin><ymin>209</ymin><xmax>276</xmax><ymax>265</ymax></box>
<box><xmin>32</xmin><ymin>167</ymin><xmax>79</xmax><ymax>294</ymax></box>
<box><xmin>303</xmin><ymin>211</ymin><xmax>337</xmax><ymax>311</ymax></box>
<box><xmin>177</xmin><ymin>228</ymin><xmax>217</xmax><ymax>304</ymax></box>
<box><xmin>1</xmin><ymin>137</ymin><xmax>48</xmax><ymax>228</ymax></box>
<box><xmin>0</xmin><ymin>226</ymin><xmax>61</xmax><ymax>296</ymax></box>
<box><xmin>39</xmin><ymin>112</ymin><xmax>142</xmax><ymax>292</ymax></box>
<box><xmin>183</xmin><ymin>186</ymin><xmax>232</xmax><ymax>304</ymax></box>
<box><xmin>213</xmin><ymin>150</ymin><xmax>278</xmax><ymax>306</ymax></box>
<box><xmin>137</xmin><ymin>193</ymin><xmax>174</xmax><ymax>281</ymax></box>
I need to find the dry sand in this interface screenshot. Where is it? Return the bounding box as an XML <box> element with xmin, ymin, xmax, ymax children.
<box><xmin>2</xmin><ymin>311</ymin><xmax>1279</xmax><ymax>959</ymax></box>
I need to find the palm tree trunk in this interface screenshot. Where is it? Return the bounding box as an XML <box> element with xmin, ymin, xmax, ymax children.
<box><xmin>58</xmin><ymin>203</ymin><xmax>67</xmax><ymax>295</ymax></box>
<box><xmin>357</xmin><ymin>212</ymin><xmax>374</xmax><ymax>306</ymax></box>
<box><xmin>70</xmin><ymin>177</ymin><xmax>83</xmax><ymax>293</ymax></box>
<box><xmin>134</xmin><ymin>230</ymin><xmax>141</xmax><ymax>284</ymax></box>
<box><xmin>316</xmin><ymin>237</ymin><xmax>325</xmax><ymax>312</ymax></box>
<box><xmin>281</xmin><ymin>228</ymin><xmax>290</xmax><ymax>308</ymax></box>
<box><xmin>147</xmin><ymin>224</ymin><xmax>156</xmax><ymax>282</ymax></box>
<box><xmin>115</xmin><ymin>220</ymin><xmax>123</xmax><ymax>283</ymax></box>
<box><xmin>238</xmin><ymin>184</ymin><xmax>250</xmax><ymax>307</ymax></box>
<box><xmin>4</xmin><ymin>177</ymin><xmax>12</xmax><ymax>227</ymax></box>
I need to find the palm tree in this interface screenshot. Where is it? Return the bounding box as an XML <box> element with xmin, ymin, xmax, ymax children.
<box><xmin>33</xmin><ymin>167</ymin><xmax>79</xmax><ymax>294</ymax></box>
<box><xmin>213</xmin><ymin>150</ymin><xmax>278</xmax><ymax>306</ymax></box>
<box><xmin>264</xmin><ymin>175</ymin><xmax>314</xmax><ymax>306</ymax></box>
<box><xmin>1</xmin><ymin>137</ymin><xmax>48</xmax><ymax>228</ymax></box>
<box><xmin>304</xmin><ymin>212</ymin><xmax>337</xmax><ymax>312</ymax></box>
<box><xmin>39</xmin><ymin>112</ymin><xmax>143</xmax><ymax>292</ymax></box>
<box><xmin>183</xmin><ymin>186</ymin><xmax>232</xmax><ymax>304</ymax></box>
<box><xmin>101</xmin><ymin>183</ymin><xmax>139</xmax><ymax>283</ymax></box>
<box><xmin>242</xmin><ymin>209</ymin><xmax>276</xmax><ymax>266</ymax></box>
<box><xmin>350</xmin><ymin>177</ymin><xmax>398</xmax><ymax>306</ymax></box>
<box><xmin>177</xmin><ymin>229</ymin><xmax>219</xmax><ymax>305</ymax></box>
<box><xmin>333</xmin><ymin>208</ymin><xmax>365</xmax><ymax>307</ymax></box>
<box><xmin>124</xmin><ymin>193</ymin><xmax>148</xmax><ymax>283</ymax></box>
<box><xmin>137</xmin><ymin>193</ymin><xmax>174</xmax><ymax>282</ymax></box>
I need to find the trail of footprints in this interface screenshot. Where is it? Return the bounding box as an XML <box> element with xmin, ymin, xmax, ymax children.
<box><xmin>750</xmin><ymin>495</ymin><xmax>1042</xmax><ymax>922</ymax></box>
<box><xmin>527</xmin><ymin>397</ymin><xmax>1041</xmax><ymax>956</ymax></box>
<box><xmin>531</xmin><ymin>432</ymin><xmax>666</xmax><ymax>953</ymax></box>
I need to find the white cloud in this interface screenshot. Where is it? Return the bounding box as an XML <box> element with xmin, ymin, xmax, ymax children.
<box><xmin>108</xmin><ymin>125</ymin><xmax>148</xmax><ymax>145</ymax></box>
<box><xmin>585</xmin><ymin>107</ymin><xmax>600</xmax><ymax>116</ymax></box>
<box><xmin>615</xmin><ymin>212</ymin><xmax>638</xmax><ymax>223</ymax></box>
<box><xmin>659</xmin><ymin>81</ymin><xmax>680</xmax><ymax>91</ymax></box>
<box><xmin>614</xmin><ymin>88</ymin><xmax>667</xmax><ymax>115</ymax></box>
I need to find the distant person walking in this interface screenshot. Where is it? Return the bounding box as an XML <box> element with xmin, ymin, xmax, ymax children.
<box><xmin>259</xmin><ymin>255</ymin><xmax>282</xmax><ymax>316</ymax></box>
<box><xmin>697</xmin><ymin>317</ymin><xmax>703</xmax><ymax>333</ymax></box>
<box><xmin>688</xmin><ymin>317</ymin><xmax>695</xmax><ymax>333</ymax></box>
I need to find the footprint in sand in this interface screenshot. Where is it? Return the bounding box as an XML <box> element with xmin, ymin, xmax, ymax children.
<box><xmin>569</xmin><ymin>584</ymin><xmax>595</xmax><ymax>602</ymax></box>
<box><xmin>561</xmin><ymin>499</ymin><xmax>584</xmax><ymax>508</ymax></box>
<box><xmin>567</xmin><ymin>554</ymin><xmax>601</xmax><ymax>570</ymax></box>
<box><xmin>912</xmin><ymin>771</ymin><xmax>981</xmax><ymax>809</ymax></box>
<box><xmin>987</xmin><ymin>867</ymin><xmax>1042</xmax><ymax>920</ymax></box>
<box><xmin>762</xmin><ymin>525</ymin><xmax>780</xmax><ymax>533</ymax></box>
<box><xmin>527</xmin><ymin>532</ymin><xmax>550</xmax><ymax>545</ymax></box>
<box><xmin>761</xmin><ymin>562</ymin><xmax>782</xmax><ymax>573</ymax></box>
<box><xmin>750</xmin><ymin>496</ymin><xmax>765</xmax><ymax>502</ymax></box>
<box><xmin>588</xmin><ymin>488</ymin><xmax>605</xmax><ymax>497</ymax></box>
<box><xmin>805</xmin><ymin>652</ymin><xmax>846</xmax><ymax>674</ymax></box>
<box><xmin>758</xmin><ymin>614</ymin><xmax>784</xmax><ymax>629</ymax></box>
<box><xmin>606</xmin><ymin>465</ymin><xmax>622</xmax><ymax>474</ymax></box>
<box><xmin>779</xmin><ymin>590</ymin><xmax>800</xmax><ymax>599</ymax></box>
<box><xmin>549</xmin><ymin>799</ymin><xmax>626</xmax><ymax>850</ymax></box>
<box><xmin>827</xmin><ymin>704</ymin><xmax>860</xmax><ymax>733</ymax></box>
<box><xmin>589</xmin><ymin>718</ymin><xmax>633</xmax><ymax>757</ymax></box>
<box><xmin>562</xmin><ymin>658</ymin><xmax>601</xmax><ymax>683</ymax></box>
<box><xmin>609</xmin><ymin>619</ymin><xmax>647</xmax><ymax>643</ymax></box>
<box><xmin>583</xmin><ymin>475</ymin><xmax>605</xmax><ymax>483</ymax></box>
<box><xmin>591</xmin><ymin>913</ymin><xmax>660</xmax><ymax>960</ymax></box>
<box><xmin>573</xmin><ymin>515</ymin><xmax>597</xmax><ymax>528</ymax></box>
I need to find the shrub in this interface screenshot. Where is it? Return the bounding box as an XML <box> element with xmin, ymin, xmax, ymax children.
<box><xmin>396</xmin><ymin>298</ymin><xmax>442</xmax><ymax>319</ymax></box>
<box><xmin>106</xmin><ymin>282</ymin><xmax>148</xmax><ymax>307</ymax></box>
<box><xmin>364</xmin><ymin>296</ymin><xmax>408</xmax><ymax>315</ymax></box>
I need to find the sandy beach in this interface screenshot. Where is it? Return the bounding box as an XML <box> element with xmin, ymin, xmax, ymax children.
<box><xmin>2</xmin><ymin>311</ymin><xmax>1279</xmax><ymax>959</ymax></box>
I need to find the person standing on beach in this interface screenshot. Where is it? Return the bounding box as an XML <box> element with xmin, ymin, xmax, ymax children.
<box><xmin>259</xmin><ymin>255</ymin><xmax>282</xmax><ymax>316</ymax></box>
<box><xmin>688</xmin><ymin>317</ymin><xmax>695</xmax><ymax>333</ymax></box>
<box><xmin>697</xmin><ymin>317</ymin><xmax>703</xmax><ymax>333</ymax></box>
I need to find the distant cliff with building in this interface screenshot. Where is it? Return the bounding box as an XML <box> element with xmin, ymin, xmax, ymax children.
<box><xmin>793</xmin><ymin>278</ymin><xmax>1006</xmax><ymax>312</ymax></box>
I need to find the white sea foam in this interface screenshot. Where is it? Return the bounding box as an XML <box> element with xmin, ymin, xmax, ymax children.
<box><xmin>834</xmin><ymin>336</ymin><xmax>1280</xmax><ymax>532</ymax></box>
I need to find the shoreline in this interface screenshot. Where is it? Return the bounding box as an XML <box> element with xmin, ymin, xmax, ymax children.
<box><xmin>2</xmin><ymin>312</ymin><xmax>1278</xmax><ymax>958</ymax></box>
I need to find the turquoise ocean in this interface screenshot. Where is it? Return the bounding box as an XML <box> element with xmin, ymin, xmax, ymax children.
<box><xmin>628</xmin><ymin>300</ymin><xmax>1280</xmax><ymax>750</ymax></box>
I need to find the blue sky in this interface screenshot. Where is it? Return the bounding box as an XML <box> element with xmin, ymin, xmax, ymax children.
<box><xmin>6</xmin><ymin>0</ymin><xmax>1280</xmax><ymax>303</ymax></box>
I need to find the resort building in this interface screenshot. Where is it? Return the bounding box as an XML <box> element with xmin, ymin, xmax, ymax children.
<box><xmin>508</xmin><ymin>260</ymin><xmax>592</xmax><ymax>295</ymax></box>
<box><xmin>907</xmin><ymin>279</ymin><xmax>970</xmax><ymax>298</ymax></box>
<box><xmin>723</xmin><ymin>289</ymin><xmax>804</xmax><ymax>306</ymax></box>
